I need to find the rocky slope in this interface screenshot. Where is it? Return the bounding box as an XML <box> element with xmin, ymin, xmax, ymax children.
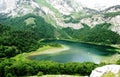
<box><xmin>0</xmin><ymin>0</ymin><xmax>120</xmax><ymax>34</ymax></box>
<box><xmin>90</xmin><ymin>65</ymin><xmax>120</xmax><ymax>77</ymax></box>
<box><xmin>0</xmin><ymin>0</ymin><xmax>83</xmax><ymax>15</ymax></box>
<box><xmin>80</xmin><ymin>14</ymin><xmax>120</xmax><ymax>34</ymax></box>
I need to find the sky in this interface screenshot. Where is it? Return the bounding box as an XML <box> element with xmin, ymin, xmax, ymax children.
<box><xmin>76</xmin><ymin>0</ymin><xmax>120</xmax><ymax>10</ymax></box>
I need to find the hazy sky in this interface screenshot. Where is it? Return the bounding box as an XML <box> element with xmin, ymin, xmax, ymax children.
<box><xmin>77</xmin><ymin>0</ymin><xmax>120</xmax><ymax>10</ymax></box>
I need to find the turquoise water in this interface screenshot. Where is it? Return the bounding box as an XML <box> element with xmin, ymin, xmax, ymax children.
<box><xmin>29</xmin><ymin>40</ymin><xmax>116</xmax><ymax>63</ymax></box>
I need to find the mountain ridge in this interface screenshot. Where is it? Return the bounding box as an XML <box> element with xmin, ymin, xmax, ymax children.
<box><xmin>0</xmin><ymin>0</ymin><xmax>120</xmax><ymax>34</ymax></box>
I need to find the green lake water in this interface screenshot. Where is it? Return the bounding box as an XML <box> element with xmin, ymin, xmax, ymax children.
<box><xmin>29</xmin><ymin>40</ymin><xmax>117</xmax><ymax>63</ymax></box>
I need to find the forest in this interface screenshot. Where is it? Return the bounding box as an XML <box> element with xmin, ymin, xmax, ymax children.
<box><xmin>62</xmin><ymin>23</ymin><xmax>120</xmax><ymax>44</ymax></box>
<box><xmin>0</xmin><ymin>14</ymin><xmax>120</xmax><ymax>77</ymax></box>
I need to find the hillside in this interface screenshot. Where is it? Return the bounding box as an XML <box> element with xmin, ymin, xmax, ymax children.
<box><xmin>0</xmin><ymin>0</ymin><xmax>120</xmax><ymax>33</ymax></box>
<box><xmin>0</xmin><ymin>0</ymin><xmax>120</xmax><ymax>77</ymax></box>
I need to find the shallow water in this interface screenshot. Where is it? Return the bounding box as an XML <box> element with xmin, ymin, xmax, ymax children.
<box><xmin>29</xmin><ymin>40</ymin><xmax>116</xmax><ymax>63</ymax></box>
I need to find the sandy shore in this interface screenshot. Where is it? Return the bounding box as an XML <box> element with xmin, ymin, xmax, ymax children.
<box><xmin>28</xmin><ymin>45</ymin><xmax>69</xmax><ymax>56</ymax></box>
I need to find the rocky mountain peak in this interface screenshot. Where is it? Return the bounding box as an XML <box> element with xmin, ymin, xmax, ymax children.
<box><xmin>0</xmin><ymin>0</ymin><xmax>16</xmax><ymax>12</ymax></box>
<box><xmin>0</xmin><ymin>0</ymin><xmax>83</xmax><ymax>16</ymax></box>
<box><xmin>0</xmin><ymin>0</ymin><xmax>40</xmax><ymax>16</ymax></box>
<box><xmin>103</xmin><ymin>5</ymin><xmax>120</xmax><ymax>13</ymax></box>
<box><xmin>0</xmin><ymin>0</ymin><xmax>120</xmax><ymax>34</ymax></box>
<box><xmin>46</xmin><ymin>0</ymin><xmax>83</xmax><ymax>15</ymax></box>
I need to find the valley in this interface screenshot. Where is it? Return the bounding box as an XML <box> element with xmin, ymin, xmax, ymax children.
<box><xmin>0</xmin><ymin>0</ymin><xmax>120</xmax><ymax>77</ymax></box>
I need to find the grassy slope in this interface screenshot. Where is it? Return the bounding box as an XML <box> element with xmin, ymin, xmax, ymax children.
<box><xmin>24</xmin><ymin>17</ymin><xmax>35</xmax><ymax>25</ymax></box>
<box><xmin>34</xmin><ymin>0</ymin><xmax>63</xmax><ymax>27</ymax></box>
<box><xmin>13</xmin><ymin>45</ymin><xmax>68</xmax><ymax>62</ymax></box>
<box><xmin>34</xmin><ymin>0</ymin><xmax>59</xmax><ymax>14</ymax></box>
<box><xmin>12</xmin><ymin>46</ymin><xmax>54</xmax><ymax>61</ymax></box>
<box><xmin>104</xmin><ymin>11</ymin><xmax>120</xmax><ymax>18</ymax></box>
<box><xmin>102</xmin><ymin>71</ymin><xmax>120</xmax><ymax>77</ymax></box>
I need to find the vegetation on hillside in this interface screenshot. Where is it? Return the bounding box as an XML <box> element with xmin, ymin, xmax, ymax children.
<box><xmin>101</xmin><ymin>71</ymin><xmax>120</xmax><ymax>77</ymax></box>
<box><xmin>0</xmin><ymin>14</ymin><xmax>120</xmax><ymax>77</ymax></box>
<box><xmin>0</xmin><ymin>59</ymin><xmax>97</xmax><ymax>77</ymax></box>
<box><xmin>63</xmin><ymin>12</ymin><xmax>92</xmax><ymax>24</ymax></box>
<box><xmin>0</xmin><ymin>15</ymin><xmax>63</xmax><ymax>58</ymax></box>
<box><xmin>0</xmin><ymin>14</ymin><xmax>69</xmax><ymax>38</ymax></box>
<box><xmin>0</xmin><ymin>58</ymin><xmax>119</xmax><ymax>77</ymax></box>
<box><xmin>104</xmin><ymin>11</ymin><xmax>120</xmax><ymax>18</ymax></box>
<box><xmin>63</xmin><ymin>23</ymin><xmax>120</xmax><ymax>44</ymax></box>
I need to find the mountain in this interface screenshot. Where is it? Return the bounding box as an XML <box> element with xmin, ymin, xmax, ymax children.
<box><xmin>1</xmin><ymin>1</ymin><xmax>120</xmax><ymax>77</ymax></box>
<box><xmin>103</xmin><ymin>5</ymin><xmax>120</xmax><ymax>13</ymax></box>
<box><xmin>0</xmin><ymin>0</ymin><xmax>83</xmax><ymax>28</ymax></box>
<box><xmin>0</xmin><ymin>0</ymin><xmax>120</xmax><ymax>35</ymax></box>
<box><xmin>0</xmin><ymin>0</ymin><xmax>83</xmax><ymax>15</ymax></box>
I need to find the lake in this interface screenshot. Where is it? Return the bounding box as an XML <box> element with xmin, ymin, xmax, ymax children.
<box><xmin>29</xmin><ymin>40</ymin><xmax>117</xmax><ymax>63</ymax></box>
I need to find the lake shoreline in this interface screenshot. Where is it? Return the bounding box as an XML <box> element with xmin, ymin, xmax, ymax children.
<box><xmin>43</xmin><ymin>39</ymin><xmax>119</xmax><ymax>47</ymax></box>
<box><xmin>39</xmin><ymin>39</ymin><xmax>120</xmax><ymax>63</ymax></box>
<box><xmin>27</xmin><ymin>45</ymin><xmax>69</xmax><ymax>58</ymax></box>
<box><xmin>18</xmin><ymin>39</ymin><xmax>120</xmax><ymax>64</ymax></box>
<box><xmin>48</xmin><ymin>39</ymin><xmax>120</xmax><ymax>53</ymax></box>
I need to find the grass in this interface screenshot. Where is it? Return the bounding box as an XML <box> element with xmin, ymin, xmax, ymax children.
<box><xmin>27</xmin><ymin>45</ymin><xmax>69</xmax><ymax>58</ymax></box>
<box><xmin>102</xmin><ymin>71</ymin><xmax>115</xmax><ymax>77</ymax></box>
<box><xmin>104</xmin><ymin>11</ymin><xmax>120</xmax><ymax>18</ymax></box>
<box><xmin>43</xmin><ymin>15</ymin><xmax>57</xmax><ymax>27</ymax></box>
<box><xmin>34</xmin><ymin>0</ymin><xmax>60</xmax><ymax>14</ymax></box>
<box><xmin>101</xmin><ymin>71</ymin><xmax>120</xmax><ymax>77</ymax></box>
<box><xmin>13</xmin><ymin>45</ymin><xmax>68</xmax><ymax>62</ymax></box>
<box><xmin>24</xmin><ymin>17</ymin><xmax>35</xmax><ymax>25</ymax></box>
<box><xmin>111</xmin><ymin>44</ymin><xmax>120</xmax><ymax>53</ymax></box>
<box><xmin>63</xmin><ymin>11</ymin><xmax>91</xmax><ymax>23</ymax></box>
<box><xmin>118</xmin><ymin>71</ymin><xmax>120</xmax><ymax>76</ymax></box>
<box><xmin>12</xmin><ymin>46</ymin><xmax>54</xmax><ymax>61</ymax></box>
<box><xmin>71</xmin><ymin>11</ymin><xmax>88</xmax><ymax>19</ymax></box>
<box><xmin>34</xmin><ymin>0</ymin><xmax>63</xmax><ymax>27</ymax></box>
<box><xmin>101</xmin><ymin>54</ymin><xmax>120</xmax><ymax>64</ymax></box>
<box><xmin>12</xmin><ymin>46</ymin><xmax>53</xmax><ymax>61</ymax></box>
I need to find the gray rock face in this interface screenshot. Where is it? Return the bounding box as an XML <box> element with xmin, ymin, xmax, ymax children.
<box><xmin>90</xmin><ymin>65</ymin><xmax>120</xmax><ymax>77</ymax></box>
<box><xmin>0</xmin><ymin>0</ymin><xmax>83</xmax><ymax>15</ymax></box>
<box><xmin>0</xmin><ymin>0</ymin><xmax>16</xmax><ymax>13</ymax></box>
<box><xmin>0</xmin><ymin>0</ymin><xmax>120</xmax><ymax>34</ymax></box>
<box><xmin>0</xmin><ymin>0</ymin><xmax>41</xmax><ymax>16</ymax></box>
<box><xmin>0</xmin><ymin>0</ymin><xmax>7</xmax><ymax>11</ymax></box>
<box><xmin>46</xmin><ymin>0</ymin><xmax>83</xmax><ymax>15</ymax></box>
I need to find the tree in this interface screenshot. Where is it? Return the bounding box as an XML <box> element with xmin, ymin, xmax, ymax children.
<box><xmin>116</xmin><ymin>59</ymin><xmax>120</xmax><ymax>64</ymax></box>
<box><xmin>37</xmin><ymin>71</ymin><xmax>43</xmax><ymax>76</ymax></box>
<box><xmin>5</xmin><ymin>73</ymin><xmax>14</xmax><ymax>77</ymax></box>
